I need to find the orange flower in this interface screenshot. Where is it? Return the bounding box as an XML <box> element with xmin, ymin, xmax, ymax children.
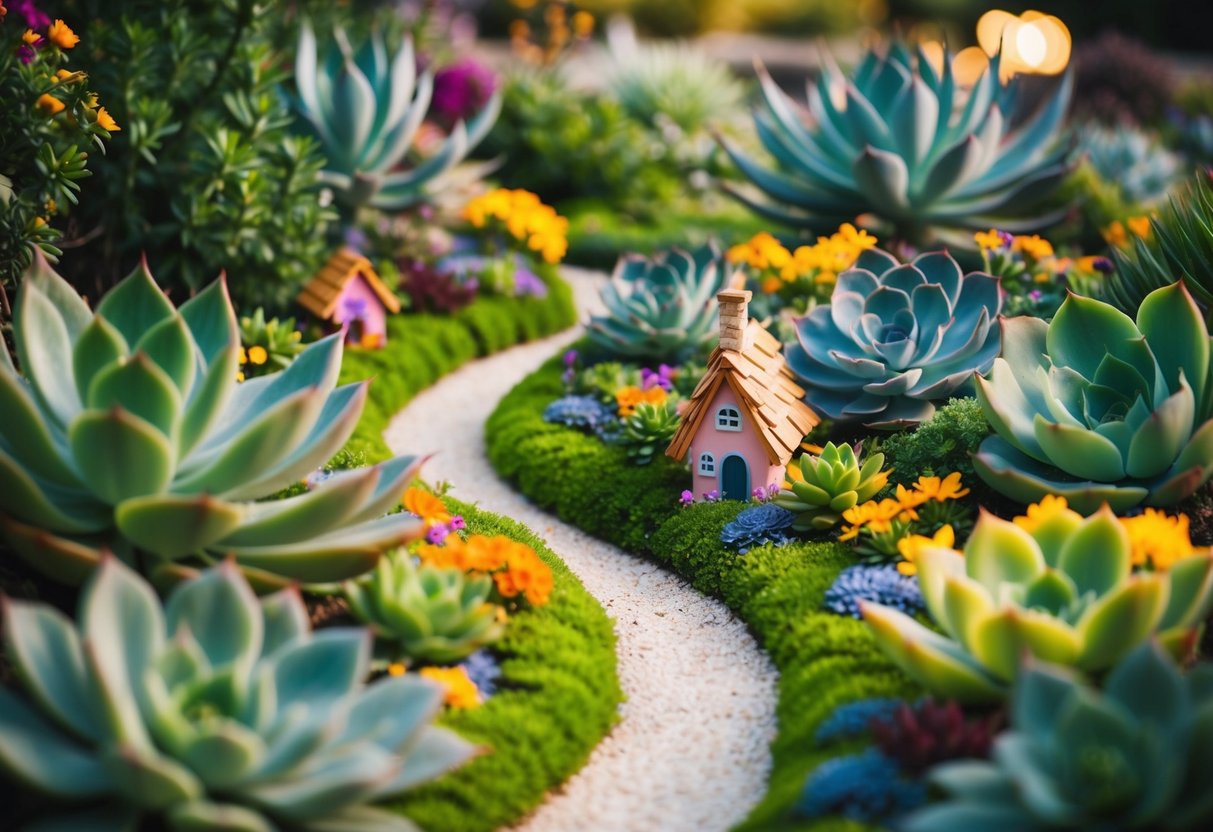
<box><xmin>419</xmin><ymin>666</ymin><xmax>481</xmax><ymax>709</ymax></box>
<box><xmin>22</xmin><ymin>29</ymin><xmax>40</xmax><ymax>45</ymax></box>
<box><xmin>35</xmin><ymin>94</ymin><xmax>64</xmax><ymax>116</ymax></box>
<box><xmin>47</xmin><ymin>19</ymin><xmax>79</xmax><ymax>50</ymax></box>
<box><xmin>95</xmin><ymin>107</ymin><xmax>120</xmax><ymax>132</ymax></box>
<box><xmin>404</xmin><ymin>487</ymin><xmax>451</xmax><ymax>526</ymax></box>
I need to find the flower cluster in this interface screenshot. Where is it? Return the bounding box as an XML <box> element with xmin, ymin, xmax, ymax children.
<box><xmin>870</xmin><ymin>699</ymin><xmax>1000</xmax><ymax>775</ymax></box>
<box><xmin>417</xmin><ymin>533</ymin><xmax>555</xmax><ymax>607</ymax></box>
<box><xmin>615</xmin><ymin>384</ymin><xmax>667</xmax><ymax>417</ymax></box>
<box><xmin>813</xmin><ymin>698</ymin><xmax>904</xmax><ymax>744</ymax></box>
<box><xmin>461</xmin><ymin>188</ymin><xmax>569</xmax><ymax>264</ymax></box>
<box><xmin>840</xmin><ymin>473</ymin><xmax>971</xmax><ymax>565</ymax></box>
<box><xmin>403</xmin><ymin>487</ymin><xmax>466</xmax><ymax>545</ymax></box>
<box><xmin>509</xmin><ymin>1</ymin><xmax>595</xmax><ymax>67</ymax></box>
<box><xmin>720</xmin><ymin>503</ymin><xmax>796</xmax><ymax>553</ymax></box>
<box><xmin>975</xmin><ymin>228</ymin><xmax>1112</xmax><ymax>317</ymax></box>
<box><xmin>431</xmin><ymin>57</ymin><xmax>498</xmax><ymax>127</ymax></box>
<box><xmin>1103</xmin><ymin>214</ymin><xmax>1152</xmax><ymax>248</ymax></box>
<box><xmin>795</xmin><ymin>748</ymin><xmax>927</xmax><ymax>823</ymax></box>
<box><xmin>823</xmin><ymin>564</ymin><xmax>925</xmax><ymax>619</ymax></box>
<box><xmin>543</xmin><ymin>395</ymin><xmax>618</xmax><ymax>434</ymax></box>
<box><xmin>727</xmin><ymin>224</ymin><xmax>878</xmax><ymax>308</ymax></box>
<box><xmin>419</xmin><ymin>665</ymin><xmax>483</xmax><ymax>709</ymax></box>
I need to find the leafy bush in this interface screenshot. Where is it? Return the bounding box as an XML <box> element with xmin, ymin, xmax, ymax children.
<box><xmin>879</xmin><ymin>398</ymin><xmax>991</xmax><ymax>490</ymax></box>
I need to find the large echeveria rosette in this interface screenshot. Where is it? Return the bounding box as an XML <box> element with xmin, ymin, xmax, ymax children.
<box><xmin>974</xmin><ymin>281</ymin><xmax>1213</xmax><ymax>513</ymax></box>
<box><xmin>786</xmin><ymin>248</ymin><xmax>1002</xmax><ymax>429</ymax></box>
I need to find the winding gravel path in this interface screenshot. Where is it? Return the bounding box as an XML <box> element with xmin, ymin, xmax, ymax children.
<box><xmin>383</xmin><ymin>270</ymin><xmax>778</xmax><ymax>832</ymax></box>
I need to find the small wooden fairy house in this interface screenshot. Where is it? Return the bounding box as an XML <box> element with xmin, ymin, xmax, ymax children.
<box><xmin>297</xmin><ymin>248</ymin><xmax>400</xmax><ymax>347</ymax></box>
<box><xmin>666</xmin><ymin>289</ymin><xmax>819</xmax><ymax>501</ymax></box>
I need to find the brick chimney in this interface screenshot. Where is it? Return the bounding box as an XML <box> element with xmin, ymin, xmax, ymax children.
<box><xmin>717</xmin><ymin>289</ymin><xmax>752</xmax><ymax>352</ymax></box>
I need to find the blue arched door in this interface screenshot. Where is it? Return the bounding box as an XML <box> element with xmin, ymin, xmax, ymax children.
<box><xmin>720</xmin><ymin>455</ymin><xmax>750</xmax><ymax>502</ymax></box>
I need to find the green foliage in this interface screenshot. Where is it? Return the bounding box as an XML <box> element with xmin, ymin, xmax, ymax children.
<box><xmin>620</xmin><ymin>400</ymin><xmax>681</xmax><ymax>465</ymax></box>
<box><xmin>345</xmin><ymin>552</ymin><xmax>504</xmax><ymax>665</ymax></box>
<box><xmin>293</xmin><ymin>23</ymin><xmax>500</xmax><ymax>211</ymax></box>
<box><xmin>0</xmin><ymin>258</ymin><xmax>426</xmax><ymax>586</ymax></box>
<box><xmin>906</xmin><ymin>643</ymin><xmax>1213</xmax><ymax>831</ymax></box>
<box><xmin>0</xmin><ymin>16</ymin><xmax>116</xmax><ymax>296</ymax></box>
<box><xmin>776</xmin><ymin>442</ymin><xmax>889</xmax><ymax>531</ymax></box>
<box><xmin>1079</xmin><ymin>124</ymin><xmax>1180</xmax><ymax>207</ymax></box>
<box><xmin>864</xmin><ymin>506</ymin><xmax>1213</xmax><ymax>703</ymax></box>
<box><xmin>238</xmin><ymin>306</ymin><xmax>304</xmax><ymax>378</ymax></box>
<box><xmin>1104</xmin><ymin>173</ymin><xmax>1213</xmax><ymax>314</ymax></box>
<box><xmin>57</xmin><ymin>0</ymin><xmax>335</xmax><ymax>312</ymax></box>
<box><xmin>879</xmin><ymin>398</ymin><xmax>990</xmax><ymax>489</ymax></box>
<box><xmin>724</xmin><ymin>39</ymin><xmax>1074</xmax><ymax>244</ymax></box>
<box><xmin>487</xmin><ymin>351</ymin><xmax>920</xmax><ymax>830</ymax></box>
<box><xmin>786</xmin><ymin>249</ymin><xmax>1003</xmax><ymax>429</ymax></box>
<box><xmin>974</xmin><ymin>283</ymin><xmax>1213</xmax><ymax>512</ymax></box>
<box><xmin>0</xmin><ymin>557</ymin><xmax>476</xmax><ymax>830</ymax></box>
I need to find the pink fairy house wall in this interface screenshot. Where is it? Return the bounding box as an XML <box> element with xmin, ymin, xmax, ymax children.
<box><xmin>331</xmin><ymin>276</ymin><xmax>388</xmax><ymax>346</ymax></box>
<box><xmin>296</xmin><ymin>248</ymin><xmax>401</xmax><ymax>348</ymax></box>
<box><xmin>688</xmin><ymin>383</ymin><xmax>784</xmax><ymax>500</ymax></box>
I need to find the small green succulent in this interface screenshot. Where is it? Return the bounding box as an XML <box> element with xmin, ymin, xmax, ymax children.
<box><xmin>775</xmin><ymin>442</ymin><xmax>889</xmax><ymax>531</ymax></box>
<box><xmin>620</xmin><ymin>401</ymin><xmax>681</xmax><ymax>465</ymax></box>
<box><xmin>862</xmin><ymin>505</ymin><xmax>1213</xmax><ymax>703</ymax></box>
<box><xmin>974</xmin><ymin>281</ymin><xmax>1213</xmax><ymax>513</ymax></box>
<box><xmin>239</xmin><ymin>307</ymin><xmax>305</xmax><ymax>378</ymax></box>
<box><xmin>0</xmin><ymin>256</ymin><xmax>424</xmax><ymax>586</ymax></box>
<box><xmin>786</xmin><ymin>248</ymin><xmax>1003</xmax><ymax>429</ymax></box>
<box><xmin>294</xmin><ymin>23</ymin><xmax>501</xmax><ymax>211</ymax></box>
<box><xmin>345</xmin><ymin>552</ymin><xmax>504</xmax><ymax>665</ymax></box>
<box><xmin>722</xmin><ymin>40</ymin><xmax>1074</xmax><ymax>244</ymax></box>
<box><xmin>0</xmin><ymin>557</ymin><xmax>476</xmax><ymax>830</ymax></box>
<box><xmin>587</xmin><ymin>244</ymin><xmax>732</xmax><ymax>363</ymax></box>
<box><xmin>905</xmin><ymin>642</ymin><xmax>1213</xmax><ymax>831</ymax></box>
<box><xmin>1080</xmin><ymin>124</ymin><xmax>1181</xmax><ymax>207</ymax></box>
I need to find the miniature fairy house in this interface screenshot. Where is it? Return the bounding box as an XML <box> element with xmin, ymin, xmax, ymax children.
<box><xmin>666</xmin><ymin>289</ymin><xmax>819</xmax><ymax>501</ymax></box>
<box><xmin>297</xmin><ymin>248</ymin><xmax>401</xmax><ymax>347</ymax></box>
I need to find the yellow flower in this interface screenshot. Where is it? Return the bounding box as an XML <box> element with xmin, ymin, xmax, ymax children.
<box><xmin>571</xmin><ymin>10</ymin><xmax>594</xmax><ymax>38</ymax></box>
<box><xmin>247</xmin><ymin>345</ymin><xmax>268</xmax><ymax>365</ymax></box>
<box><xmin>387</xmin><ymin>662</ymin><xmax>407</xmax><ymax>677</ymax></box>
<box><xmin>54</xmin><ymin>69</ymin><xmax>81</xmax><ymax>84</ymax></box>
<box><xmin>35</xmin><ymin>94</ymin><xmax>65</xmax><ymax>116</ymax></box>
<box><xmin>973</xmin><ymin>229</ymin><xmax>1005</xmax><ymax>251</ymax></box>
<box><xmin>1121</xmin><ymin>509</ymin><xmax>1195</xmax><ymax>571</ymax></box>
<box><xmin>404</xmin><ymin>487</ymin><xmax>451</xmax><ymax>526</ymax></box>
<box><xmin>1012</xmin><ymin>234</ymin><xmax>1054</xmax><ymax>261</ymax></box>
<box><xmin>95</xmin><ymin>106</ymin><xmax>120</xmax><ymax>132</ymax></box>
<box><xmin>22</xmin><ymin>29</ymin><xmax>40</xmax><ymax>45</ymax></box>
<box><xmin>1012</xmin><ymin>494</ymin><xmax>1073</xmax><ymax>535</ymax></box>
<box><xmin>1103</xmin><ymin>220</ymin><xmax>1128</xmax><ymax>248</ymax></box>
<box><xmin>238</xmin><ymin>346</ymin><xmax>248</xmax><ymax>364</ymax></box>
<box><xmin>615</xmin><ymin>385</ymin><xmax>643</xmax><ymax>417</ymax></box>
<box><xmin>840</xmin><ymin>498</ymin><xmax>916</xmax><ymax>540</ymax></box>
<box><xmin>896</xmin><ymin>525</ymin><xmax>956</xmax><ymax>576</ymax></box>
<box><xmin>47</xmin><ymin>19</ymin><xmax>79</xmax><ymax>50</ymax></box>
<box><xmin>909</xmin><ymin>472</ymin><xmax>970</xmax><ymax>503</ymax></box>
<box><xmin>235</xmin><ymin>370</ymin><xmax>246</xmax><ymax>383</ymax></box>
<box><xmin>1127</xmin><ymin>215</ymin><xmax>1152</xmax><ymax>240</ymax></box>
<box><xmin>419</xmin><ymin>666</ymin><xmax>481</xmax><ymax>709</ymax></box>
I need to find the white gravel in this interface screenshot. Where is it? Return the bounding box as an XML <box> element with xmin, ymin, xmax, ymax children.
<box><xmin>383</xmin><ymin>269</ymin><xmax>779</xmax><ymax>832</ymax></box>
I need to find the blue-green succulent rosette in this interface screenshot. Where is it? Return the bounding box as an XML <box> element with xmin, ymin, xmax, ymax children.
<box><xmin>974</xmin><ymin>281</ymin><xmax>1213</xmax><ymax>513</ymax></box>
<box><xmin>786</xmin><ymin>248</ymin><xmax>1002</xmax><ymax>429</ymax></box>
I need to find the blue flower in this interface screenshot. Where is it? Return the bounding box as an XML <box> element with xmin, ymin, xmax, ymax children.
<box><xmin>813</xmin><ymin>697</ymin><xmax>905</xmax><ymax>745</ymax></box>
<box><xmin>720</xmin><ymin>503</ymin><xmax>795</xmax><ymax>553</ymax></box>
<box><xmin>796</xmin><ymin>749</ymin><xmax>927</xmax><ymax>821</ymax></box>
<box><xmin>823</xmin><ymin>564</ymin><xmax>924</xmax><ymax>619</ymax></box>
<box><xmin>543</xmin><ymin>395</ymin><xmax>617</xmax><ymax>433</ymax></box>
<box><xmin>460</xmin><ymin>649</ymin><xmax>502</xmax><ymax>699</ymax></box>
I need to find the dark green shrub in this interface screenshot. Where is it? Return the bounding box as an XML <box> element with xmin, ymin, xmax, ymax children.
<box><xmin>878</xmin><ymin>398</ymin><xmax>991</xmax><ymax>489</ymax></box>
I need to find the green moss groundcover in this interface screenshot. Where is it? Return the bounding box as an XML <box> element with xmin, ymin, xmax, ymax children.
<box><xmin>487</xmin><ymin>350</ymin><xmax>923</xmax><ymax>831</ymax></box>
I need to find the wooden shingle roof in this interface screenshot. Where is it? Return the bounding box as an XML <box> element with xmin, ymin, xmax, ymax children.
<box><xmin>666</xmin><ymin>319</ymin><xmax>819</xmax><ymax>466</ymax></box>
<box><xmin>297</xmin><ymin>248</ymin><xmax>401</xmax><ymax>319</ymax></box>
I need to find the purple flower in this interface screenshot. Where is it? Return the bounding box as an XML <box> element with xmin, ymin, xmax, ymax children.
<box><xmin>679</xmin><ymin>489</ymin><xmax>694</xmax><ymax>506</ymax></box>
<box><xmin>426</xmin><ymin>525</ymin><xmax>450</xmax><ymax>545</ymax></box>
<box><xmin>751</xmin><ymin>487</ymin><xmax>768</xmax><ymax>501</ymax></box>
<box><xmin>767</xmin><ymin>483</ymin><xmax>780</xmax><ymax>498</ymax></box>
<box><xmin>563</xmin><ymin>349</ymin><xmax>578</xmax><ymax>368</ymax></box>
<box><xmin>703</xmin><ymin>489</ymin><xmax>720</xmax><ymax>502</ymax></box>
<box><xmin>1028</xmin><ymin>289</ymin><xmax>1043</xmax><ymax>302</ymax></box>
<box><xmin>449</xmin><ymin>515</ymin><xmax>466</xmax><ymax>531</ymax></box>
<box><xmin>12</xmin><ymin>0</ymin><xmax>51</xmax><ymax>29</ymax></box>
<box><xmin>997</xmin><ymin>230</ymin><xmax>1014</xmax><ymax>249</ymax></box>
<box><xmin>341</xmin><ymin>296</ymin><xmax>368</xmax><ymax>320</ymax></box>
<box><xmin>513</xmin><ymin>267</ymin><xmax>548</xmax><ymax>298</ymax></box>
<box><xmin>431</xmin><ymin>58</ymin><xmax>497</xmax><ymax>125</ymax></box>
<box><xmin>1091</xmin><ymin>256</ymin><xmax>1114</xmax><ymax>274</ymax></box>
<box><xmin>640</xmin><ymin>366</ymin><xmax>673</xmax><ymax>391</ymax></box>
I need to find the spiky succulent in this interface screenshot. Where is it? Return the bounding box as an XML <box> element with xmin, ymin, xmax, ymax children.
<box><xmin>974</xmin><ymin>282</ymin><xmax>1213</xmax><ymax>512</ymax></box>
<box><xmin>0</xmin><ymin>558</ymin><xmax>476</xmax><ymax>831</ymax></box>
<box><xmin>862</xmin><ymin>506</ymin><xmax>1213</xmax><ymax>703</ymax></box>
<box><xmin>722</xmin><ymin>40</ymin><xmax>1074</xmax><ymax>243</ymax></box>
<box><xmin>344</xmin><ymin>552</ymin><xmax>504</xmax><ymax>665</ymax></box>
<box><xmin>1080</xmin><ymin>124</ymin><xmax>1180</xmax><ymax>206</ymax></box>
<box><xmin>905</xmin><ymin>643</ymin><xmax>1213</xmax><ymax>831</ymax></box>
<box><xmin>0</xmin><ymin>256</ymin><xmax>424</xmax><ymax>586</ymax></box>
<box><xmin>587</xmin><ymin>244</ymin><xmax>732</xmax><ymax>363</ymax></box>
<box><xmin>619</xmin><ymin>401</ymin><xmax>681</xmax><ymax>465</ymax></box>
<box><xmin>786</xmin><ymin>248</ymin><xmax>1002</xmax><ymax>429</ymax></box>
<box><xmin>1104</xmin><ymin>173</ymin><xmax>1213</xmax><ymax>315</ymax></box>
<box><xmin>294</xmin><ymin>24</ymin><xmax>501</xmax><ymax>211</ymax></box>
<box><xmin>776</xmin><ymin>441</ymin><xmax>889</xmax><ymax>530</ymax></box>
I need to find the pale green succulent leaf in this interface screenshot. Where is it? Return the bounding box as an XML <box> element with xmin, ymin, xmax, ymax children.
<box><xmin>95</xmin><ymin>260</ymin><xmax>177</xmax><ymax>350</ymax></box>
<box><xmin>1075</xmin><ymin>577</ymin><xmax>1168</xmax><ymax>669</ymax></box>
<box><xmin>272</xmin><ymin>629</ymin><xmax>369</xmax><ymax>713</ymax></box>
<box><xmin>941</xmin><ymin>574</ymin><xmax>995</xmax><ymax>649</ymax></box>
<box><xmin>0</xmin><ymin>448</ymin><xmax>108</xmax><ymax>533</ymax></box>
<box><xmin>1012</xmin><ymin>658</ymin><xmax>1084</xmax><ymax>736</ymax></box>
<box><xmin>135</xmin><ymin>314</ymin><xmax>197</xmax><ymax>396</ymax></box>
<box><xmin>1056</xmin><ymin>507</ymin><xmax>1131</xmax><ymax>598</ymax></box>
<box><xmin>16</xmin><ymin>278</ymin><xmax>82</xmax><ymax>427</ymax></box>
<box><xmin>70</xmin><ymin>408</ymin><xmax>175</xmax><ymax>504</ymax></box>
<box><xmin>970</xmin><ymin>609</ymin><xmax>1081</xmax><ymax>682</ymax></box>
<box><xmin>166</xmin><ymin>800</ymin><xmax>276</xmax><ymax>832</ymax></box>
<box><xmin>219</xmin><ymin>466</ymin><xmax>378</xmax><ymax>547</ymax></box>
<box><xmin>300</xmin><ymin>806</ymin><xmax>422</xmax><ymax>832</ymax></box>
<box><xmin>376</xmin><ymin>726</ymin><xmax>479</xmax><ymax>794</ymax></box>
<box><xmin>115</xmin><ymin>494</ymin><xmax>245</xmax><ymax>559</ymax></box>
<box><xmin>87</xmin><ymin>353</ymin><xmax>183</xmax><ymax>440</ymax></box>
<box><xmin>100</xmin><ymin>744</ymin><xmax>205</xmax><ymax>810</ymax></box>
<box><xmin>259</xmin><ymin>588</ymin><xmax>311</xmax><ymax>660</ymax></box>
<box><xmin>0</xmin><ymin>362</ymin><xmax>79</xmax><ymax>486</ymax></box>
<box><xmin>1136</xmin><ymin>280</ymin><xmax>1210</xmax><ymax>410</ymax></box>
<box><xmin>1103</xmin><ymin>640</ymin><xmax>1188</xmax><ymax>735</ymax></box>
<box><xmin>1127</xmin><ymin>379</ymin><xmax>1196</xmax><ymax>479</ymax></box>
<box><xmin>73</xmin><ymin>315</ymin><xmax>129</xmax><ymax>404</ymax></box>
<box><xmin>340</xmin><ymin>674</ymin><xmax>443</xmax><ymax>753</ymax></box>
<box><xmin>965</xmin><ymin>513</ymin><xmax>1045</xmax><ymax>593</ymax></box>
<box><xmin>180</xmin><ymin>721</ymin><xmax>267</xmax><ymax>789</ymax></box>
<box><xmin>244</xmin><ymin>743</ymin><xmax>394</xmax><ymax>818</ymax></box>
<box><xmin>177</xmin><ymin>277</ymin><xmax>238</xmax><ymax>365</ymax></box>
<box><xmin>179</xmin><ymin>342</ymin><xmax>239</xmax><ymax>458</ymax></box>
<box><xmin>1033</xmin><ymin>415</ymin><xmax>1125</xmax><ymax>482</ymax></box>
<box><xmin>0</xmin><ymin>686</ymin><xmax>114</xmax><ymax>796</ymax></box>
<box><xmin>24</xmin><ymin>251</ymin><xmax>93</xmax><ymax>339</ymax></box>
<box><xmin>0</xmin><ymin>515</ymin><xmax>106</xmax><ymax>584</ymax></box>
<box><xmin>165</xmin><ymin>561</ymin><xmax>263</xmax><ymax>679</ymax></box>
<box><xmin>1158</xmin><ymin>554</ymin><xmax>1213</xmax><ymax>630</ymax></box>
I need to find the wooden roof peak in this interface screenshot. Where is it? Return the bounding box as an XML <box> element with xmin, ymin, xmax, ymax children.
<box><xmin>297</xmin><ymin>247</ymin><xmax>402</xmax><ymax>319</ymax></box>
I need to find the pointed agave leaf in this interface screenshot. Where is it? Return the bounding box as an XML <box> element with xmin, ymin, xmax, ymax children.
<box><xmin>1137</xmin><ymin>281</ymin><xmax>1211</xmax><ymax>409</ymax></box>
<box><xmin>87</xmin><ymin>352</ymin><xmax>183</xmax><ymax>440</ymax></box>
<box><xmin>70</xmin><ymin>408</ymin><xmax>175</xmax><ymax>504</ymax></box>
<box><xmin>16</xmin><ymin>279</ymin><xmax>82</xmax><ymax>427</ymax></box>
<box><xmin>890</xmin><ymin>76</ymin><xmax>939</xmax><ymax>170</ymax></box>
<box><xmin>0</xmin><ymin>514</ymin><xmax>106</xmax><ymax>584</ymax></box>
<box><xmin>115</xmin><ymin>493</ymin><xmax>245</xmax><ymax>560</ymax></box>
<box><xmin>852</xmin><ymin>146</ymin><xmax>910</xmax><ymax>212</ymax></box>
<box><xmin>260</xmin><ymin>587</ymin><xmax>311</xmax><ymax>660</ymax></box>
<box><xmin>340</xmin><ymin>454</ymin><xmax>426</xmax><ymax>526</ymax></box>
<box><xmin>0</xmin><ymin>686</ymin><xmax>113</xmax><ymax>796</ymax></box>
<box><xmin>100</xmin><ymin>745</ymin><xmax>204</xmax><ymax>810</ymax></box>
<box><xmin>244</xmin><ymin>745</ymin><xmax>395</xmax><ymax>819</ymax></box>
<box><xmin>218</xmin><ymin>466</ymin><xmax>379</xmax><ymax>547</ymax></box>
<box><xmin>0</xmin><ymin>446</ymin><xmax>106</xmax><ymax>533</ymax></box>
<box><xmin>375</xmin><ymin>727</ymin><xmax>478</xmax><ymax>794</ymax></box>
<box><xmin>178</xmin><ymin>276</ymin><xmax>238</xmax><ymax>365</ymax></box>
<box><xmin>964</xmin><ymin>513</ymin><xmax>1046</xmax><ymax>592</ymax></box>
<box><xmin>179</xmin><ymin>341</ymin><xmax>239</xmax><ymax>457</ymax></box>
<box><xmin>1033</xmin><ymin>415</ymin><xmax>1126</xmax><ymax>482</ymax></box>
<box><xmin>164</xmin><ymin>560</ymin><xmax>263</xmax><ymax>680</ymax></box>
<box><xmin>24</xmin><ymin>250</ymin><xmax>93</xmax><ymax>340</ymax></box>
<box><xmin>73</xmin><ymin>315</ymin><xmax>129</xmax><ymax>404</ymax></box>
<box><xmin>135</xmin><ymin>314</ymin><xmax>197</xmax><ymax>395</ymax></box>
<box><xmin>95</xmin><ymin>260</ymin><xmax>177</xmax><ymax>349</ymax></box>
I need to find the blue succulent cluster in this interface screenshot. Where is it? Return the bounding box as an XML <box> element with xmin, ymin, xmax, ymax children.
<box><xmin>795</xmin><ymin>748</ymin><xmax>927</xmax><ymax>822</ymax></box>
<box><xmin>823</xmin><ymin>564</ymin><xmax>924</xmax><ymax>619</ymax></box>
<box><xmin>813</xmin><ymin>697</ymin><xmax>905</xmax><ymax>745</ymax></box>
<box><xmin>720</xmin><ymin>503</ymin><xmax>796</xmax><ymax>553</ymax></box>
<box><xmin>543</xmin><ymin>395</ymin><xmax>618</xmax><ymax>436</ymax></box>
<box><xmin>459</xmin><ymin>649</ymin><xmax>502</xmax><ymax>699</ymax></box>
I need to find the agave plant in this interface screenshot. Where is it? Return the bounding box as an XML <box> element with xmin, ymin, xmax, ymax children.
<box><xmin>905</xmin><ymin>642</ymin><xmax>1213</xmax><ymax>831</ymax></box>
<box><xmin>294</xmin><ymin>23</ymin><xmax>501</xmax><ymax>211</ymax></box>
<box><xmin>345</xmin><ymin>552</ymin><xmax>504</xmax><ymax>665</ymax></box>
<box><xmin>0</xmin><ymin>256</ymin><xmax>424</xmax><ymax>586</ymax></box>
<box><xmin>722</xmin><ymin>40</ymin><xmax>1075</xmax><ymax>243</ymax></box>
<box><xmin>0</xmin><ymin>558</ymin><xmax>476</xmax><ymax>830</ymax></box>
<box><xmin>619</xmin><ymin>400</ymin><xmax>681</xmax><ymax>465</ymax></box>
<box><xmin>786</xmin><ymin>248</ymin><xmax>1002</xmax><ymax>429</ymax></box>
<box><xmin>587</xmin><ymin>243</ymin><xmax>732</xmax><ymax>362</ymax></box>
<box><xmin>1104</xmin><ymin>173</ymin><xmax>1213</xmax><ymax>314</ymax></box>
<box><xmin>862</xmin><ymin>506</ymin><xmax>1213</xmax><ymax>703</ymax></box>
<box><xmin>1080</xmin><ymin>124</ymin><xmax>1180</xmax><ymax>206</ymax></box>
<box><xmin>775</xmin><ymin>441</ymin><xmax>889</xmax><ymax>531</ymax></box>
<box><xmin>974</xmin><ymin>282</ymin><xmax>1213</xmax><ymax>512</ymax></box>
